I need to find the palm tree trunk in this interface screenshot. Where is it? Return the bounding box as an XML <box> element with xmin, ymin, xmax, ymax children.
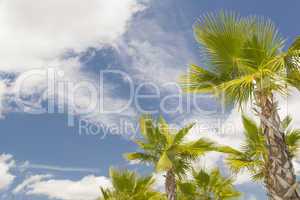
<box><xmin>256</xmin><ymin>92</ymin><xmax>300</xmax><ymax>200</ymax></box>
<box><xmin>165</xmin><ymin>169</ymin><xmax>176</xmax><ymax>200</ymax></box>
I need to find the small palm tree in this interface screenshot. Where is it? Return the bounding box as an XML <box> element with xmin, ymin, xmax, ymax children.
<box><xmin>226</xmin><ymin>115</ymin><xmax>300</xmax><ymax>185</ymax></box>
<box><xmin>180</xmin><ymin>11</ymin><xmax>300</xmax><ymax>199</ymax></box>
<box><xmin>125</xmin><ymin>116</ymin><xmax>216</xmax><ymax>200</ymax></box>
<box><xmin>178</xmin><ymin>168</ymin><xmax>241</xmax><ymax>200</ymax></box>
<box><xmin>99</xmin><ymin>168</ymin><xmax>165</xmax><ymax>200</ymax></box>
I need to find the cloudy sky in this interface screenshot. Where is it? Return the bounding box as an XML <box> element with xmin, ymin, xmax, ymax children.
<box><xmin>1</xmin><ymin>0</ymin><xmax>300</xmax><ymax>199</ymax></box>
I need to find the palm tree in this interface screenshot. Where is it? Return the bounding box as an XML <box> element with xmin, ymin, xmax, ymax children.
<box><xmin>99</xmin><ymin>168</ymin><xmax>165</xmax><ymax>200</ymax></box>
<box><xmin>178</xmin><ymin>168</ymin><xmax>241</xmax><ymax>200</ymax></box>
<box><xmin>226</xmin><ymin>115</ymin><xmax>300</xmax><ymax>187</ymax></box>
<box><xmin>125</xmin><ymin>115</ymin><xmax>216</xmax><ymax>200</ymax></box>
<box><xmin>180</xmin><ymin>11</ymin><xmax>300</xmax><ymax>199</ymax></box>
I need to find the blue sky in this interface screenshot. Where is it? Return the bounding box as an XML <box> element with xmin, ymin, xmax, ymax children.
<box><xmin>1</xmin><ymin>0</ymin><xmax>300</xmax><ymax>199</ymax></box>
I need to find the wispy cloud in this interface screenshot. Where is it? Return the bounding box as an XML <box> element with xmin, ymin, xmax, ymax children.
<box><xmin>19</xmin><ymin>162</ymin><xmax>99</xmax><ymax>174</ymax></box>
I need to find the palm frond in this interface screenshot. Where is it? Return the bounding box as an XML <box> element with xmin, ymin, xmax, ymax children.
<box><xmin>180</xmin><ymin>64</ymin><xmax>223</xmax><ymax>93</ymax></box>
<box><xmin>140</xmin><ymin>115</ymin><xmax>156</xmax><ymax>143</ymax></box>
<box><xmin>181</xmin><ymin>138</ymin><xmax>216</xmax><ymax>156</ymax></box>
<box><xmin>194</xmin><ymin>11</ymin><xmax>249</xmax><ymax>76</ymax></box>
<box><xmin>282</xmin><ymin>115</ymin><xmax>293</xmax><ymax>130</ymax></box>
<box><xmin>125</xmin><ymin>152</ymin><xmax>157</xmax><ymax>164</ymax></box>
<box><xmin>284</xmin><ymin>38</ymin><xmax>300</xmax><ymax>90</ymax></box>
<box><xmin>181</xmin><ymin>11</ymin><xmax>295</xmax><ymax>106</ymax></box>
<box><xmin>226</xmin><ymin>155</ymin><xmax>264</xmax><ymax>175</ymax></box>
<box><xmin>179</xmin><ymin>168</ymin><xmax>241</xmax><ymax>200</ymax></box>
<box><xmin>99</xmin><ymin>168</ymin><xmax>164</xmax><ymax>200</ymax></box>
<box><xmin>127</xmin><ymin>116</ymin><xmax>215</xmax><ymax>178</ymax></box>
<box><xmin>241</xmin><ymin>115</ymin><xmax>265</xmax><ymax>148</ymax></box>
<box><xmin>286</xmin><ymin>129</ymin><xmax>300</xmax><ymax>157</ymax></box>
<box><xmin>173</xmin><ymin>123</ymin><xmax>195</xmax><ymax>145</ymax></box>
<box><xmin>217</xmin><ymin>75</ymin><xmax>255</xmax><ymax>106</ymax></box>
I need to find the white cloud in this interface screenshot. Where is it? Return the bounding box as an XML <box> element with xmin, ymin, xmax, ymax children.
<box><xmin>126</xmin><ymin>40</ymin><xmax>185</xmax><ymax>84</ymax></box>
<box><xmin>0</xmin><ymin>0</ymin><xmax>144</xmax><ymax>123</ymax></box>
<box><xmin>247</xmin><ymin>195</ymin><xmax>258</xmax><ymax>200</ymax></box>
<box><xmin>0</xmin><ymin>0</ymin><xmax>144</xmax><ymax>72</ymax></box>
<box><xmin>278</xmin><ymin>90</ymin><xmax>300</xmax><ymax>126</ymax></box>
<box><xmin>152</xmin><ymin>172</ymin><xmax>165</xmax><ymax>192</ymax></box>
<box><xmin>234</xmin><ymin>172</ymin><xmax>253</xmax><ymax>185</ymax></box>
<box><xmin>21</xmin><ymin>175</ymin><xmax>111</xmax><ymax>200</ymax></box>
<box><xmin>0</xmin><ymin>154</ymin><xmax>15</xmax><ymax>191</ymax></box>
<box><xmin>186</xmin><ymin>107</ymin><xmax>247</xmax><ymax>148</ymax></box>
<box><xmin>119</xmin><ymin>14</ymin><xmax>198</xmax><ymax>86</ymax></box>
<box><xmin>13</xmin><ymin>174</ymin><xmax>52</xmax><ymax>194</ymax></box>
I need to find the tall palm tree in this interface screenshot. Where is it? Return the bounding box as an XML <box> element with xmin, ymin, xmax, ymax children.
<box><xmin>178</xmin><ymin>168</ymin><xmax>241</xmax><ymax>200</ymax></box>
<box><xmin>125</xmin><ymin>116</ymin><xmax>216</xmax><ymax>200</ymax></box>
<box><xmin>180</xmin><ymin>11</ymin><xmax>300</xmax><ymax>199</ymax></box>
<box><xmin>99</xmin><ymin>168</ymin><xmax>165</xmax><ymax>200</ymax></box>
<box><xmin>226</xmin><ymin>115</ymin><xmax>300</xmax><ymax>187</ymax></box>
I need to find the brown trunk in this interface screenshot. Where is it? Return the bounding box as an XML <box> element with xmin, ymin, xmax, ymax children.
<box><xmin>256</xmin><ymin>92</ymin><xmax>300</xmax><ymax>200</ymax></box>
<box><xmin>165</xmin><ymin>169</ymin><xmax>176</xmax><ymax>200</ymax></box>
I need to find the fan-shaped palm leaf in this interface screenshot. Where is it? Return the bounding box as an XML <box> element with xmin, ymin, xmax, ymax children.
<box><xmin>125</xmin><ymin>115</ymin><xmax>217</xmax><ymax>200</ymax></box>
<box><xmin>178</xmin><ymin>168</ymin><xmax>241</xmax><ymax>200</ymax></box>
<box><xmin>99</xmin><ymin>168</ymin><xmax>165</xmax><ymax>200</ymax></box>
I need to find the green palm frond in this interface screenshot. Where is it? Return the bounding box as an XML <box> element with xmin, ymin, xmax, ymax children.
<box><xmin>125</xmin><ymin>116</ymin><xmax>216</xmax><ymax>177</ymax></box>
<box><xmin>215</xmin><ymin>146</ymin><xmax>243</xmax><ymax>155</ymax></box>
<box><xmin>282</xmin><ymin>115</ymin><xmax>293</xmax><ymax>130</ymax></box>
<box><xmin>110</xmin><ymin>168</ymin><xmax>136</xmax><ymax>193</ymax></box>
<box><xmin>251</xmin><ymin>170</ymin><xmax>265</xmax><ymax>182</ymax></box>
<box><xmin>173</xmin><ymin>123</ymin><xmax>194</xmax><ymax>145</ymax></box>
<box><xmin>226</xmin><ymin>115</ymin><xmax>266</xmax><ymax>181</ymax></box>
<box><xmin>289</xmin><ymin>36</ymin><xmax>300</xmax><ymax>50</ymax></box>
<box><xmin>286</xmin><ymin>69</ymin><xmax>300</xmax><ymax>90</ymax></box>
<box><xmin>180</xmin><ymin>11</ymin><xmax>300</xmax><ymax>106</ymax></box>
<box><xmin>194</xmin><ymin>11</ymin><xmax>250</xmax><ymax>75</ymax></box>
<box><xmin>180</xmin><ymin>64</ymin><xmax>223</xmax><ymax>93</ymax></box>
<box><xmin>125</xmin><ymin>152</ymin><xmax>157</xmax><ymax>164</ymax></box>
<box><xmin>226</xmin><ymin>155</ymin><xmax>264</xmax><ymax>176</ymax></box>
<box><xmin>217</xmin><ymin>75</ymin><xmax>255</xmax><ymax>106</ymax></box>
<box><xmin>178</xmin><ymin>168</ymin><xmax>241</xmax><ymax>200</ymax></box>
<box><xmin>246</xmin><ymin>16</ymin><xmax>284</xmax><ymax>59</ymax></box>
<box><xmin>284</xmin><ymin>38</ymin><xmax>300</xmax><ymax>90</ymax></box>
<box><xmin>226</xmin><ymin>114</ymin><xmax>300</xmax><ymax>182</ymax></box>
<box><xmin>99</xmin><ymin>168</ymin><xmax>165</xmax><ymax>200</ymax></box>
<box><xmin>242</xmin><ymin>115</ymin><xmax>259</xmax><ymax>139</ymax></box>
<box><xmin>177</xmin><ymin>182</ymin><xmax>196</xmax><ymax>199</ymax></box>
<box><xmin>281</xmin><ymin>116</ymin><xmax>300</xmax><ymax>157</ymax></box>
<box><xmin>140</xmin><ymin>115</ymin><xmax>156</xmax><ymax>143</ymax></box>
<box><xmin>286</xmin><ymin>129</ymin><xmax>300</xmax><ymax>157</ymax></box>
<box><xmin>241</xmin><ymin>115</ymin><xmax>266</xmax><ymax>153</ymax></box>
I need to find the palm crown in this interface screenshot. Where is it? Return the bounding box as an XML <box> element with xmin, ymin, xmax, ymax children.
<box><xmin>125</xmin><ymin>115</ymin><xmax>216</xmax><ymax>176</ymax></box>
<box><xmin>99</xmin><ymin>168</ymin><xmax>164</xmax><ymax>200</ymax></box>
<box><xmin>124</xmin><ymin>115</ymin><xmax>218</xmax><ymax>200</ymax></box>
<box><xmin>178</xmin><ymin>168</ymin><xmax>241</xmax><ymax>200</ymax></box>
<box><xmin>180</xmin><ymin>11</ymin><xmax>300</xmax><ymax>106</ymax></box>
<box><xmin>226</xmin><ymin>115</ymin><xmax>300</xmax><ymax>182</ymax></box>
